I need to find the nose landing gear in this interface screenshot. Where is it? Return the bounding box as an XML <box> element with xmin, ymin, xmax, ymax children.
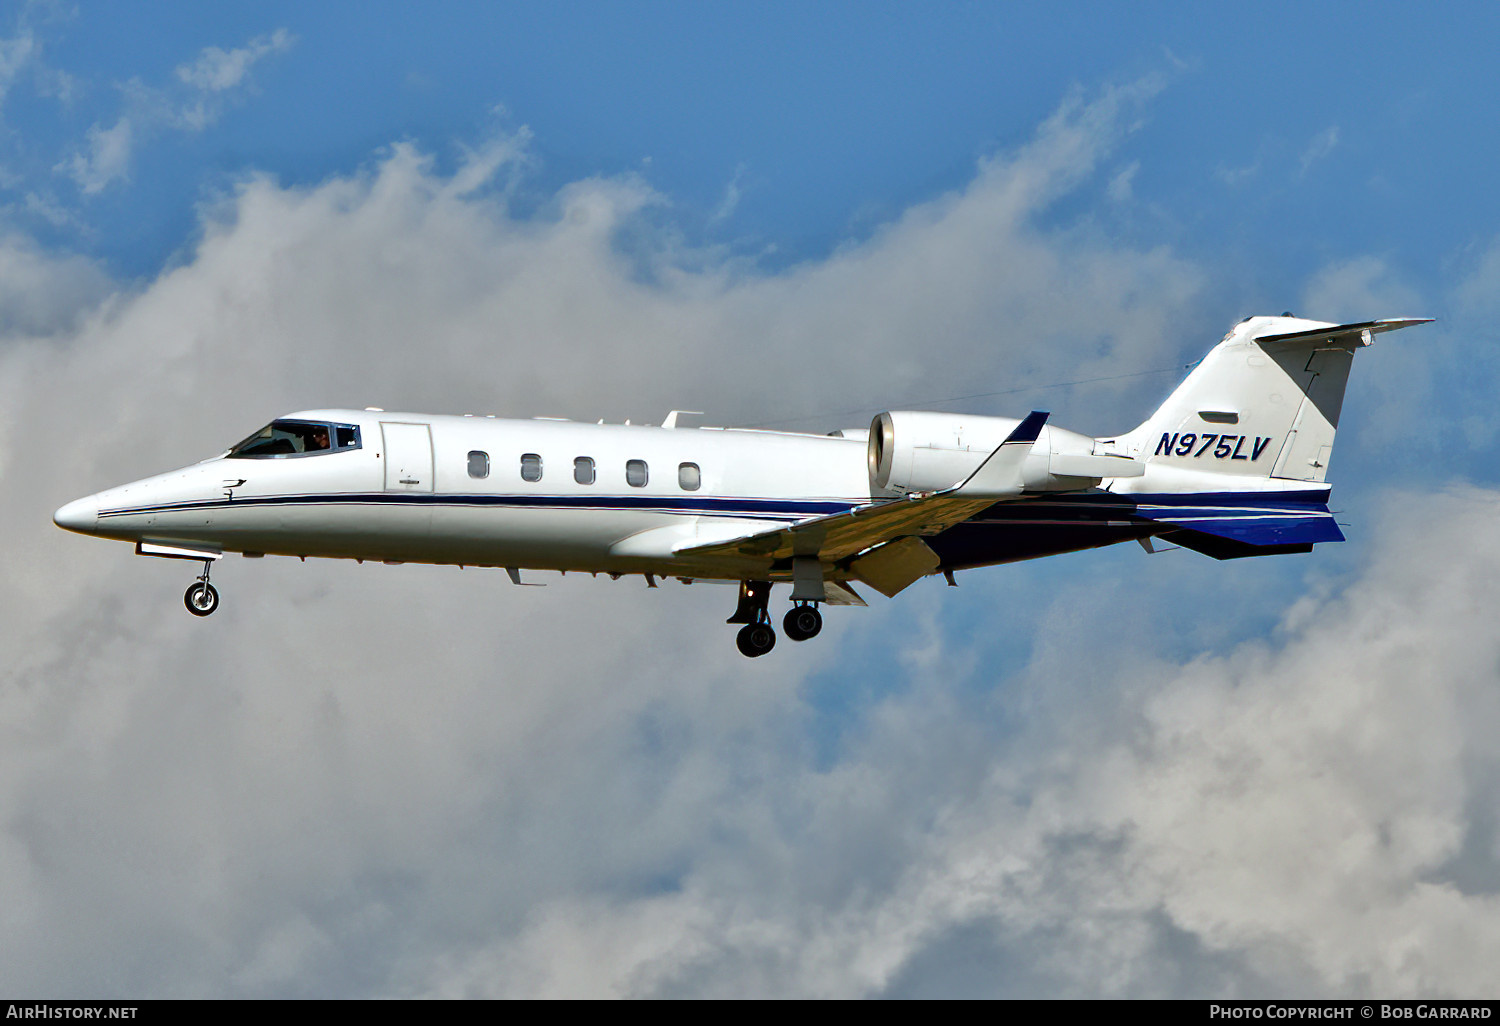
<box><xmin>184</xmin><ymin>562</ymin><xmax>219</xmax><ymax>617</ymax></box>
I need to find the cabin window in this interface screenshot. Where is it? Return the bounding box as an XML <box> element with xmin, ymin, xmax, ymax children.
<box><xmin>227</xmin><ymin>420</ymin><xmax>360</xmax><ymax>459</ymax></box>
<box><xmin>574</xmin><ymin>457</ymin><xmax>595</xmax><ymax>485</ymax></box>
<box><xmin>520</xmin><ymin>453</ymin><xmax>543</xmax><ymax>482</ymax></box>
<box><xmin>626</xmin><ymin>459</ymin><xmax>649</xmax><ymax>487</ymax></box>
<box><xmin>678</xmin><ymin>462</ymin><xmax>701</xmax><ymax>491</ymax></box>
<box><xmin>467</xmin><ymin>451</ymin><xmax>489</xmax><ymax>478</ymax></box>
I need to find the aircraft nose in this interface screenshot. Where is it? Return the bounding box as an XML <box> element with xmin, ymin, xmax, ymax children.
<box><xmin>53</xmin><ymin>496</ymin><xmax>98</xmax><ymax>534</ymax></box>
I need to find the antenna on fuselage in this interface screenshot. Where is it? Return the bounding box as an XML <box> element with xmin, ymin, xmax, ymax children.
<box><xmin>662</xmin><ymin>410</ymin><xmax>705</xmax><ymax>429</ymax></box>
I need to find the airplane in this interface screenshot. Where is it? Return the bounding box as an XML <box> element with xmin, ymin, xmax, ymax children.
<box><xmin>54</xmin><ymin>315</ymin><xmax>1429</xmax><ymax>657</ymax></box>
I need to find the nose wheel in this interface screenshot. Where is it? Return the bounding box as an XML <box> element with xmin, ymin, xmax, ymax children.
<box><xmin>184</xmin><ymin>562</ymin><xmax>220</xmax><ymax>617</ymax></box>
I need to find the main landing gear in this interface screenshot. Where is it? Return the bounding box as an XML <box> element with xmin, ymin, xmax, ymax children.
<box><xmin>783</xmin><ymin>603</ymin><xmax>823</xmax><ymax>642</ymax></box>
<box><xmin>736</xmin><ymin>621</ymin><xmax>776</xmax><ymax>658</ymax></box>
<box><xmin>728</xmin><ymin>580</ymin><xmax>775</xmax><ymax>657</ymax></box>
<box><xmin>183</xmin><ymin>561</ymin><xmax>219</xmax><ymax>617</ymax></box>
<box><xmin>727</xmin><ymin>580</ymin><xmax>823</xmax><ymax>657</ymax></box>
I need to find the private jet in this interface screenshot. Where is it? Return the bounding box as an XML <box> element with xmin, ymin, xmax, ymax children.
<box><xmin>54</xmin><ymin>315</ymin><xmax>1429</xmax><ymax>656</ymax></box>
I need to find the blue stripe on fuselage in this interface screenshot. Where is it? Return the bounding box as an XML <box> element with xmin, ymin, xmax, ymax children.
<box><xmin>97</xmin><ymin>491</ymin><xmax>856</xmax><ymax>521</ymax></box>
<box><xmin>97</xmin><ymin>487</ymin><xmax>1341</xmax><ymax>565</ymax></box>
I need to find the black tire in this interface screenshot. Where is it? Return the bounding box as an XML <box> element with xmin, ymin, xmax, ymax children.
<box><xmin>735</xmin><ymin>622</ymin><xmax>776</xmax><ymax>658</ymax></box>
<box><xmin>783</xmin><ymin>605</ymin><xmax>822</xmax><ymax>642</ymax></box>
<box><xmin>184</xmin><ymin>582</ymin><xmax>219</xmax><ymax>617</ymax></box>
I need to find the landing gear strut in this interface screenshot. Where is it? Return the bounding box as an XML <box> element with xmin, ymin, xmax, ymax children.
<box><xmin>728</xmin><ymin>580</ymin><xmax>775</xmax><ymax>658</ymax></box>
<box><xmin>184</xmin><ymin>561</ymin><xmax>219</xmax><ymax>617</ymax></box>
<box><xmin>726</xmin><ymin>581</ymin><xmax>826</xmax><ymax>656</ymax></box>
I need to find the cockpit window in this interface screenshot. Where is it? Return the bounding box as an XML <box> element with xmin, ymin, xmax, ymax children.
<box><xmin>227</xmin><ymin>420</ymin><xmax>361</xmax><ymax>458</ymax></box>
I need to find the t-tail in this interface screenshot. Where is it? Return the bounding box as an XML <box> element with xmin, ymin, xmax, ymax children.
<box><xmin>1108</xmin><ymin>315</ymin><xmax>1432</xmax><ymax>558</ymax></box>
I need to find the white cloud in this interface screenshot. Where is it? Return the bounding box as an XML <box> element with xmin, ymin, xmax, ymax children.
<box><xmin>1218</xmin><ymin>126</ymin><xmax>1341</xmax><ymax>187</ymax></box>
<box><xmin>1299</xmin><ymin>125</ymin><xmax>1340</xmax><ymax>176</ymax></box>
<box><xmin>1301</xmin><ymin>255</ymin><xmax>1423</xmax><ymax>323</ymax></box>
<box><xmin>54</xmin><ymin>116</ymin><xmax>132</xmax><ymax>194</ymax></box>
<box><xmin>0</xmin><ymin>27</ymin><xmax>36</xmax><ymax>110</ymax></box>
<box><xmin>1298</xmin><ymin>257</ymin><xmax>1431</xmax><ymax>450</ymax></box>
<box><xmin>12</xmin><ymin>83</ymin><xmax>1490</xmax><ymax>998</ymax></box>
<box><xmin>32</xmin><ymin>61</ymin><xmax>78</xmax><ymax>106</ymax></box>
<box><xmin>1452</xmin><ymin>236</ymin><xmax>1500</xmax><ymax>319</ymax></box>
<box><xmin>409</xmin><ymin>487</ymin><xmax>1500</xmax><ymax>998</ymax></box>
<box><xmin>1290</xmin><ymin>242</ymin><xmax>1500</xmax><ymax>483</ymax></box>
<box><xmin>55</xmin><ymin>28</ymin><xmax>295</xmax><ymax>195</ymax></box>
<box><xmin>0</xmin><ymin>13</ymin><xmax>77</xmax><ymax>114</ymax></box>
<box><xmin>175</xmin><ymin>28</ymin><xmax>294</xmax><ymax>94</ymax></box>
<box><xmin>708</xmin><ymin>163</ymin><xmax>748</xmax><ymax>225</ymax></box>
<box><xmin>1415</xmin><ymin>237</ymin><xmax>1500</xmax><ymax>457</ymax></box>
<box><xmin>0</xmin><ymin>232</ymin><xmax>111</xmax><ymax>335</ymax></box>
<box><xmin>173</xmin><ymin>29</ymin><xmax>296</xmax><ymax>132</ymax></box>
<box><xmin>1107</xmin><ymin>160</ymin><xmax>1139</xmax><ymax>202</ymax></box>
<box><xmin>17</xmin><ymin>189</ymin><xmax>80</xmax><ymax>229</ymax></box>
<box><xmin>1216</xmin><ymin>158</ymin><xmax>1260</xmax><ymax>187</ymax></box>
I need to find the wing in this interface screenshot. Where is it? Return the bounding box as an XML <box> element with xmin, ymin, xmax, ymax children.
<box><xmin>674</xmin><ymin>412</ymin><xmax>1052</xmax><ymax>595</ymax></box>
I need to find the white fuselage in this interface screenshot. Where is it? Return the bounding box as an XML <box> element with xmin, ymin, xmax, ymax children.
<box><xmin>52</xmin><ymin>314</ymin><xmax>1420</xmax><ymax>654</ymax></box>
<box><xmin>57</xmin><ymin>411</ymin><xmax>875</xmax><ymax>580</ymax></box>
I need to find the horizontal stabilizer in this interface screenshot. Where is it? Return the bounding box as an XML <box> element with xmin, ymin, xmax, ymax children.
<box><xmin>1137</xmin><ymin>494</ymin><xmax>1344</xmax><ymax>549</ymax></box>
<box><xmin>1167</xmin><ymin>532</ymin><xmax>1317</xmax><ymax>561</ymax></box>
<box><xmin>1164</xmin><ymin>515</ymin><xmax>1344</xmax><ymax>548</ymax></box>
<box><xmin>1255</xmin><ymin>318</ymin><xmax>1432</xmax><ymax>348</ymax></box>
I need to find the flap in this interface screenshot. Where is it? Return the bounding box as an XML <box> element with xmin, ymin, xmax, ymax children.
<box><xmin>823</xmin><ymin>580</ymin><xmax>868</xmax><ymax>607</ymax></box>
<box><xmin>849</xmin><ymin>537</ymin><xmax>941</xmax><ymax>598</ymax></box>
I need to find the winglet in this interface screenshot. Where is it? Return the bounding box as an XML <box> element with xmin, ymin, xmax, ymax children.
<box><xmin>955</xmin><ymin>410</ymin><xmax>1048</xmax><ymax>497</ymax></box>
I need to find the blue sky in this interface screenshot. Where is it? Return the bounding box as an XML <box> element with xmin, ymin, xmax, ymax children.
<box><xmin>4</xmin><ymin>0</ymin><xmax>1500</xmax><ymax>999</ymax></box>
<box><xmin>12</xmin><ymin>2</ymin><xmax>1500</xmax><ymax>290</ymax></box>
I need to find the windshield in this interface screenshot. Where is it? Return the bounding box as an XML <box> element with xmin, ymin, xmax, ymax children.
<box><xmin>227</xmin><ymin>420</ymin><xmax>361</xmax><ymax>458</ymax></box>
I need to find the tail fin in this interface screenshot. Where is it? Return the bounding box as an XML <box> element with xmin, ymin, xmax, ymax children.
<box><xmin>1119</xmin><ymin>316</ymin><xmax>1431</xmax><ymax>483</ymax></box>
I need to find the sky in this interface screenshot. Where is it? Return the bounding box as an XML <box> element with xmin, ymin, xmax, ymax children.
<box><xmin>3</xmin><ymin>0</ymin><xmax>1500</xmax><ymax>999</ymax></box>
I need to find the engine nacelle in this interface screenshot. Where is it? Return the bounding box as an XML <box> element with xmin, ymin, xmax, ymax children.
<box><xmin>867</xmin><ymin>410</ymin><xmax>1110</xmax><ymax>497</ymax></box>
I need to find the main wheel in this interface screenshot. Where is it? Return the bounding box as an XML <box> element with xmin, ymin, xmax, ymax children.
<box><xmin>735</xmin><ymin>622</ymin><xmax>776</xmax><ymax>658</ymax></box>
<box><xmin>184</xmin><ymin>582</ymin><xmax>219</xmax><ymax>617</ymax></box>
<box><xmin>783</xmin><ymin>605</ymin><xmax>823</xmax><ymax>642</ymax></box>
